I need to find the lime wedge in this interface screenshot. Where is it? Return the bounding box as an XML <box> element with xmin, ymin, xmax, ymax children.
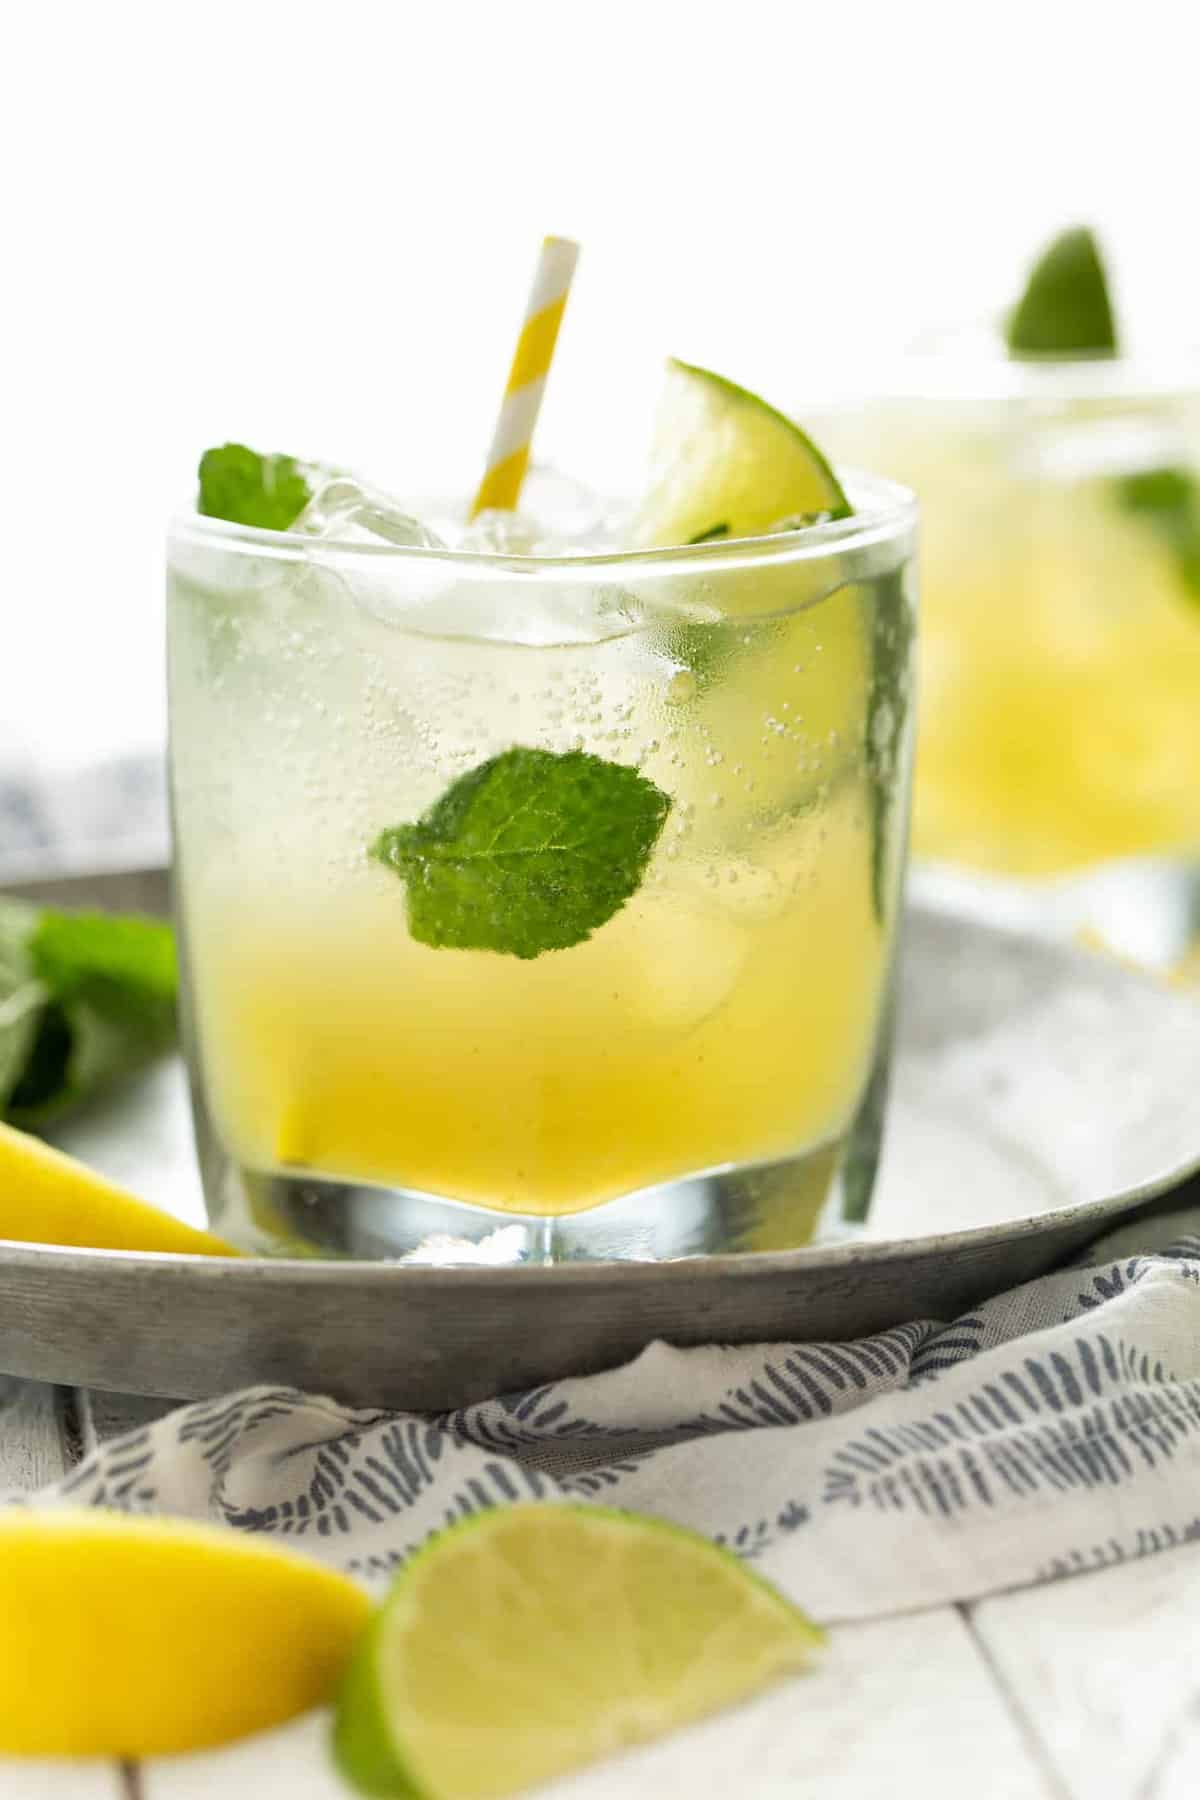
<box><xmin>333</xmin><ymin>1503</ymin><xmax>824</xmax><ymax>1799</ymax></box>
<box><xmin>1007</xmin><ymin>226</ymin><xmax>1117</xmax><ymax>357</ymax></box>
<box><xmin>631</xmin><ymin>358</ymin><xmax>849</xmax><ymax>548</ymax></box>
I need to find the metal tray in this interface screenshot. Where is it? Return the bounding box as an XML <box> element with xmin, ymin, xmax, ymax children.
<box><xmin>2</xmin><ymin>874</ymin><xmax>1199</xmax><ymax>1410</ymax></box>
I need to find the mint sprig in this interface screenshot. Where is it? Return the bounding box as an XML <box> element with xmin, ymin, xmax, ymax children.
<box><xmin>1006</xmin><ymin>226</ymin><xmax>1117</xmax><ymax>358</ymax></box>
<box><xmin>0</xmin><ymin>902</ymin><xmax>177</xmax><ymax>1125</ymax></box>
<box><xmin>197</xmin><ymin>443</ymin><xmax>313</xmax><ymax>531</ymax></box>
<box><xmin>371</xmin><ymin>748</ymin><xmax>672</xmax><ymax>959</ymax></box>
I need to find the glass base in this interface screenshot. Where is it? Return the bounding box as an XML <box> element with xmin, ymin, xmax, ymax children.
<box><xmin>205</xmin><ymin>1133</ymin><xmax>875</xmax><ymax>1264</ymax></box>
<box><xmin>186</xmin><ymin>971</ymin><xmax>897</xmax><ymax>1264</ymax></box>
<box><xmin>911</xmin><ymin>854</ymin><xmax>1200</xmax><ymax>973</ymax></box>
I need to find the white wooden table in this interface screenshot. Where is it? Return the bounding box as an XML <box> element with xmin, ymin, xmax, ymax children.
<box><xmin>2</xmin><ymin>1377</ymin><xmax>1197</xmax><ymax>1799</ymax></box>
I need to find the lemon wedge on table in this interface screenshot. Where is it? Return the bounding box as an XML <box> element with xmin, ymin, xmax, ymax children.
<box><xmin>0</xmin><ymin>1119</ymin><xmax>235</xmax><ymax>1254</ymax></box>
<box><xmin>334</xmin><ymin>1502</ymin><xmax>824</xmax><ymax>1799</ymax></box>
<box><xmin>0</xmin><ymin>1510</ymin><xmax>369</xmax><ymax>1756</ymax></box>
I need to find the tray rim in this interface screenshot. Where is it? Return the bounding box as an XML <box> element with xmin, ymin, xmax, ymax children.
<box><xmin>2</xmin><ymin>1150</ymin><xmax>1197</xmax><ymax>1290</ymax></box>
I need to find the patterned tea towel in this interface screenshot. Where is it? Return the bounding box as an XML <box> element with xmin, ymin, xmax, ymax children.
<box><xmin>17</xmin><ymin>1201</ymin><xmax>1200</xmax><ymax>1621</ymax></box>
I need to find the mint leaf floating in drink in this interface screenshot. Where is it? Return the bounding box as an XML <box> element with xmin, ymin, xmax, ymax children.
<box><xmin>1006</xmin><ymin>226</ymin><xmax>1117</xmax><ymax>357</ymax></box>
<box><xmin>197</xmin><ymin>443</ymin><xmax>314</xmax><ymax>531</ymax></box>
<box><xmin>1115</xmin><ymin>466</ymin><xmax>1200</xmax><ymax>606</ymax></box>
<box><xmin>370</xmin><ymin>748</ymin><xmax>671</xmax><ymax>959</ymax></box>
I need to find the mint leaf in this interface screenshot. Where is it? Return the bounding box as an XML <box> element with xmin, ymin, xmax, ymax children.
<box><xmin>1007</xmin><ymin>226</ymin><xmax>1117</xmax><ymax>357</ymax></box>
<box><xmin>7</xmin><ymin>1004</ymin><xmax>72</xmax><ymax>1118</ymax></box>
<box><xmin>197</xmin><ymin>443</ymin><xmax>313</xmax><ymax>531</ymax></box>
<box><xmin>31</xmin><ymin>910</ymin><xmax>177</xmax><ymax>1008</ymax></box>
<box><xmin>1115</xmin><ymin>466</ymin><xmax>1200</xmax><ymax>605</ymax></box>
<box><xmin>371</xmin><ymin>748</ymin><xmax>672</xmax><ymax>959</ymax></box>
<box><xmin>0</xmin><ymin>903</ymin><xmax>178</xmax><ymax>1126</ymax></box>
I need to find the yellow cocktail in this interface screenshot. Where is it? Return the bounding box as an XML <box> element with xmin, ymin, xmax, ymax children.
<box><xmin>830</xmin><ymin>379</ymin><xmax>1200</xmax><ymax>877</ymax></box>
<box><xmin>186</xmin><ymin>788</ymin><xmax>881</xmax><ymax>1217</ymax></box>
<box><xmin>816</xmin><ymin>232</ymin><xmax>1200</xmax><ymax>964</ymax></box>
<box><xmin>168</xmin><ymin>372</ymin><xmax>916</xmax><ymax>1261</ymax></box>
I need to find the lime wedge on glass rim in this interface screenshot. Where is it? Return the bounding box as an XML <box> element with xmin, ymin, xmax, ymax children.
<box><xmin>1006</xmin><ymin>225</ymin><xmax>1117</xmax><ymax>358</ymax></box>
<box><xmin>333</xmin><ymin>1503</ymin><xmax>824</xmax><ymax>1799</ymax></box>
<box><xmin>630</xmin><ymin>357</ymin><xmax>851</xmax><ymax>549</ymax></box>
<box><xmin>623</xmin><ymin>358</ymin><xmax>910</xmax><ymax>939</ymax></box>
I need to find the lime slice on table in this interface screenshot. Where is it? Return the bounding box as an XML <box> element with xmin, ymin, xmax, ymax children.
<box><xmin>631</xmin><ymin>357</ymin><xmax>850</xmax><ymax>549</ymax></box>
<box><xmin>334</xmin><ymin>1502</ymin><xmax>823</xmax><ymax>1799</ymax></box>
<box><xmin>1006</xmin><ymin>225</ymin><xmax>1117</xmax><ymax>357</ymax></box>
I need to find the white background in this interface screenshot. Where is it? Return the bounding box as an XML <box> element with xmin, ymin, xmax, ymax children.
<box><xmin>4</xmin><ymin>0</ymin><xmax>1197</xmax><ymax>774</ymax></box>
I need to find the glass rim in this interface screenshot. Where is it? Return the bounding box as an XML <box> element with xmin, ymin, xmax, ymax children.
<box><xmin>168</xmin><ymin>468</ymin><xmax>916</xmax><ymax>581</ymax></box>
<box><xmin>817</xmin><ymin>327</ymin><xmax>1200</xmax><ymax>407</ymax></box>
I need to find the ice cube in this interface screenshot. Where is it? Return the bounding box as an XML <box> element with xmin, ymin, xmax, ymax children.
<box><xmin>708</xmin><ymin>858</ymin><xmax>792</xmax><ymax>924</ymax></box>
<box><xmin>453</xmin><ymin>466</ymin><xmax>620</xmax><ymax>556</ymax></box>
<box><xmin>282</xmin><ymin>479</ymin><xmax>453</xmax><ymax>637</ymax></box>
<box><xmin>289</xmin><ymin>472</ymin><xmax>637</xmax><ymax>645</ymax></box>
<box><xmin>518</xmin><ymin>465</ymin><xmax>615</xmax><ymax>547</ymax></box>
<box><xmin>295</xmin><ymin>477</ymin><xmax>446</xmax><ymax>550</ymax></box>
<box><xmin>393</xmin><ymin>575</ymin><xmax>647</xmax><ymax>647</ymax></box>
<box><xmin>627</xmin><ymin>899</ymin><xmax>749</xmax><ymax>1033</ymax></box>
<box><xmin>457</xmin><ymin>509</ymin><xmax>546</xmax><ymax>555</ymax></box>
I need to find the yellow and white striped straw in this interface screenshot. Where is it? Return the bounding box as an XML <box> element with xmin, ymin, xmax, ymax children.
<box><xmin>470</xmin><ymin>235</ymin><xmax>579</xmax><ymax>518</ymax></box>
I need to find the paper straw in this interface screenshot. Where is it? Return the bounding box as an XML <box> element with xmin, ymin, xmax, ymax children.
<box><xmin>470</xmin><ymin>235</ymin><xmax>579</xmax><ymax>518</ymax></box>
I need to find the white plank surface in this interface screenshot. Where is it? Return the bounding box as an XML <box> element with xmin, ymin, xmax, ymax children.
<box><xmin>143</xmin><ymin>1608</ymin><xmax>1047</xmax><ymax>1800</ymax></box>
<box><xmin>971</xmin><ymin>1540</ymin><xmax>1200</xmax><ymax>1800</ymax></box>
<box><xmin>1150</xmin><ymin>1710</ymin><xmax>1200</xmax><ymax>1800</ymax></box>
<box><xmin>0</xmin><ymin>1763</ymin><xmax>124</xmax><ymax>1799</ymax></box>
<box><xmin>141</xmin><ymin>1715</ymin><xmax>344</xmax><ymax>1800</ymax></box>
<box><xmin>0</xmin><ymin>1377</ymin><xmax>69</xmax><ymax>1491</ymax></box>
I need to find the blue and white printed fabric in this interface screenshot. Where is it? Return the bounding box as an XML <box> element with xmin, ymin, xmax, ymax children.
<box><xmin>29</xmin><ymin>1205</ymin><xmax>1200</xmax><ymax>1619</ymax></box>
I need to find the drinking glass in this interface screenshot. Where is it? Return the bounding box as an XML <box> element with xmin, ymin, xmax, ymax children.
<box><xmin>167</xmin><ymin>477</ymin><xmax>917</xmax><ymax>1262</ymax></box>
<box><xmin>816</xmin><ymin>349</ymin><xmax>1200</xmax><ymax>967</ymax></box>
